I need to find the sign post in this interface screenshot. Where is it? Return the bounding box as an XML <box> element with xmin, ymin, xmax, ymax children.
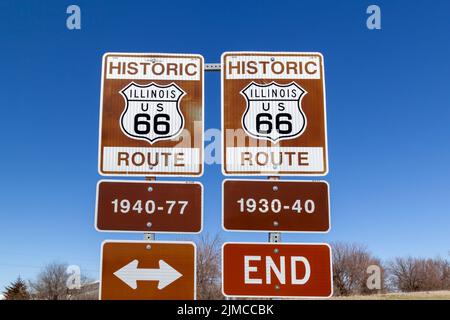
<box><xmin>145</xmin><ymin>176</ymin><xmax>156</xmax><ymax>241</ymax></box>
<box><xmin>267</xmin><ymin>176</ymin><xmax>281</xmax><ymax>246</ymax></box>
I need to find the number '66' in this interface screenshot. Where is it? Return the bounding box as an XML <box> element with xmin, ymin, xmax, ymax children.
<box><xmin>134</xmin><ymin>113</ymin><xmax>171</xmax><ymax>135</ymax></box>
<box><xmin>256</xmin><ymin>113</ymin><xmax>292</xmax><ymax>134</ymax></box>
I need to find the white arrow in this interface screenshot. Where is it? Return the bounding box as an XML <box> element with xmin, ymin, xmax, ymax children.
<box><xmin>113</xmin><ymin>259</ymin><xmax>182</xmax><ymax>290</ymax></box>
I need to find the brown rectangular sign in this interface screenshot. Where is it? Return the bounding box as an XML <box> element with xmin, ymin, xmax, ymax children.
<box><xmin>223</xmin><ymin>180</ymin><xmax>329</xmax><ymax>232</ymax></box>
<box><xmin>99</xmin><ymin>53</ymin><xmax>204</xmax><ymax>176</ymax></box>
<box><xmin>222</xmin><ymin>242</ymin><xmax>332</xmax><ymax>298</ymax></box>
<box><xmin>96</xmin><ymin>180</ymin><xmax>202</xmax><ymax>233</ymax></box>
<box><xmin>222</xmin><ymin>52</ymin><xmax>327</xmax><ymax>176</ymax></box>
<box><xmin>100</xmin><ymin>241</ymin><xmax>196</xmax><ymax>300</ymax></box>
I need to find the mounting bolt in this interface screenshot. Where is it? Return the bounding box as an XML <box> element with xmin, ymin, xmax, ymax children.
<box><xmin>271</xmin><ymin>57</ymin><xmax>275</xmax><ymax>61</ymax></box>
<box><xmin>275</xmin><ymin>285</ymin><xmax>280</xmax><ymax>290</ymax></box>
<box><xmin>146</xmin><ymin>222</ymin><xmax>152</xmax><ymax>228</ymax></box>
<box><xmin>273</xmin><ymin>221</ymin><xmax>279</xmax><ymax>227</ymax></box>
<box><xmin>273</xmin><ymin>185</ymin><xmax>279</xmax><ymax>192</ymax></box>
<box><xmin>274</xmin><ymin>248</ymin><xmax>279</xmax><ymax>254</ymax></box>
<box><xmin>148</xmin><ymin>186</ymin><xmax>153</xmax><ymax>192</ymax></box>
<box><xmin>146</xmin><ymin>244</ymin><xmax>151</xmax><ymax>250</ymax></box>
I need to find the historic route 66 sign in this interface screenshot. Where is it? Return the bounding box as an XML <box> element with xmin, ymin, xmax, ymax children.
<box><xmin>222</xmin><ymin>52</ymin><xmax>327</xmax><ymax>176</ymax></box>
<box><xmin>120</xmin><ymin>82</ymin><xmax>185</xmax><ymax>144</ymax></box>
<box><xmin>241</xmin><ymin>82</ymin><xmax>307</xmax><ymax>142</ymax></box>
<box><xmin>99</xmin><ymin>53</ymin><xmax>204</xmax><ymax>176</ymax></box>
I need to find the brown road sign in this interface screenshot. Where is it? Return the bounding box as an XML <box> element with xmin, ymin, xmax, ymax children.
<box><xmin>221</xmin><ymin>52</ymin><xmax>328</xmax><ymax>176</ymax></box>
<box><xmin>223</xmin><ymin>180</ymin><xmax>329</xmax><ymax>232</ymax></box>
<box><xmin>95</xmin><ymin>180</ymin><xmax>202</xmax><ymax>233</ymax></box>
<box><xmin>99</xmin><ymin>53</ymin><xmax>204</xmax><ymax>176</ymax></box>
<box><xmin>222</xmin><ymin>242</ymin><xmax>332</xmax><ymax>298</ymax></box>
<box><xmin>100</xmin><ymin>241</ymin><xmax>196</xmax><ymax>300</ymax></box>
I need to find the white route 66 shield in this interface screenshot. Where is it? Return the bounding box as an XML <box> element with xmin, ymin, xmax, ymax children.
<box><xmin>119</xmin><ymin>82</ymin><xmax>185</xmax><ymax>144</ymax></box>
<box><xmin>241</xmin><ymin>82</ymin><xmax>307</xmax><ymax>143</ymax></box>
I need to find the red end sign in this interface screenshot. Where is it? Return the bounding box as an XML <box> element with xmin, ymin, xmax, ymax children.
<box><xmin>222</xmin><ymin>243</ymin><xmax>333</xmax><ymax>298</ymax></box>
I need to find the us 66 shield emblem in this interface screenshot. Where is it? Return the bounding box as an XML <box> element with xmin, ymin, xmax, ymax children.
<box><xmin>241</xmin><ymin>82</ymin><xmax>307</xmax><ymax>142</ymax></box>
<box><xmin>120</xmin><ymin>82</ymin><xmax>185</xmax><ymax>144</ymax></box>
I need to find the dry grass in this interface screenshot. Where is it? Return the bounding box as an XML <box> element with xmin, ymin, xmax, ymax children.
<box><xmin>332</xmin><ymin>290</ymin><xmax>450</xmax><ymax>300</ymax></box>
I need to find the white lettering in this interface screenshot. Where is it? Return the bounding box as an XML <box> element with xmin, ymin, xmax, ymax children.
<box><xmin>291</xmin><ymin>256</ymin><xmax>311</xmax><ymax>285</ymax></box>
<box><xmin>244</xmin><ymin>256</ymin><xmax>262</xmax><ymax>284</ymax></box>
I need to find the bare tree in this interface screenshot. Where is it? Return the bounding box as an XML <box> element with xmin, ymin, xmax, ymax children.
<box><xmin>440</xmin><ymin>258</ymin><xmax>450</xmax><ymax>289</ymax></box>
<box><xmin>196</xmin><ymin>234</ymin><xmax>224</xmax><ymax>300</ymax></box>
<box><xmin>388</xmin><ymin>256</ymin><xmax>450</xmax><ymax>292</ymax></box>
<box><xmin>331</xmin><ymin>242</ymin><xmax>385</xmax><ymax>296</ymax></box>
<box><xmin>29</xmin><ymin>262</ymin><xmax>68</xmax><ymax>300</ymax></box>
<box><xmin>29</xmin><ymin>262</ymin><xmax>95</xmax><ymax>300</ymax></box>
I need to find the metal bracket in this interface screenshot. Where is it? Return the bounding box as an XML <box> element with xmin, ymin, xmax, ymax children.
<box><xmin>205</xmin><ymin>63</ymin><xmax>221</xmax><ymax>72</ymax></box>
<box><xmin>144</xmin><ymin>233</ymin><xmax>155</xmax><ymax>241</ymax></box>
<box><xmin>268</xmin><ymin>232</ymin><xmax>281</xmax><ymax>243</ymax></box>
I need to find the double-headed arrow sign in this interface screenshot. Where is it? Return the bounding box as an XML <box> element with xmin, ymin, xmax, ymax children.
<box><xmin>100</xmin><ymin>241</ymin><xmax>196</xmax><ymax>300</ymax></box>
<box><xmin>114</xmin><ymin>259</ymin><xmax>182</xmax><ymax>290</ymax></box>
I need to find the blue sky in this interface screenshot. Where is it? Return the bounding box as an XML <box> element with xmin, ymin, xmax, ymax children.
<box><xmin>0</xmin><ymin>0</ymin><xmax>449</xmax><ymax>289</ymax></box>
